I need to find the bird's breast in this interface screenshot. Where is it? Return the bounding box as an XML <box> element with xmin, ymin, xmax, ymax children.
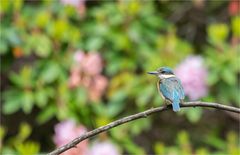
<box><xmin>157</xmin><ymin>80</ymin><xmax>165</xmax><ymax>100</ymax></box>
<box><xmin>158</xmin><ymin>90</ymin><xmax>166</xmax><ymax>100</ymax></box>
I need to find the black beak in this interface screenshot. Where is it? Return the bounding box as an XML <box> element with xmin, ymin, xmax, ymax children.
<box><xmin>147</xmin><ymin>71</ymin><xmax>158</xmax><ymax>75</ymax></box>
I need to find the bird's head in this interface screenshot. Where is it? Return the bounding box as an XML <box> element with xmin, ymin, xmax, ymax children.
<box><xmin>148</xmin><ymin>67</ymin><xmax>175</xmax><ymax>80</ymax></box>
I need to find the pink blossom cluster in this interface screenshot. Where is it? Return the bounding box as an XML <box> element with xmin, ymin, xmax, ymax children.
<box><xmin>53</xmin><ymin>120</ymin><xmax>120</xmax><ymax>155</ymax></box>
<box><xmin>175</xmin><ymin>56</ymin><xmax>208</xmax><ymax>100</ymax></box>
<box><xmin>53</xmin><ymin>120</ymin><xmax>88</xmax><ymax>155</ymax></box>
<box><xmin>69</xmin><ymin>50</ymin><xmax>108</xmax><ymax>101</ymax></box>
<box><xmin>88</xmin><ymin>141</ymin><xmax>120</xmax><ymax>155</ymax></box>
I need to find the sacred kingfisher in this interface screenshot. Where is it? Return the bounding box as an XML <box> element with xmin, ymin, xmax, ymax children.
<box><xmin>148</xmin><ymin>67</ymin><xmax>185</xmax><ymax>112</ymax></box>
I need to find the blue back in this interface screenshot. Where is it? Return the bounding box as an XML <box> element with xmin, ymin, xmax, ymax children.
<box><xmin>158</xmin><ymin>77</ymin><xmax>185</xmax><ymax>111</ymax></box>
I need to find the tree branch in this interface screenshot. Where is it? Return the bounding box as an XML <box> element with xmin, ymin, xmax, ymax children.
<box><xmin>48</xmin><ymin>101</ymin><xmax>240</xmax><ymax>155</ymax></box>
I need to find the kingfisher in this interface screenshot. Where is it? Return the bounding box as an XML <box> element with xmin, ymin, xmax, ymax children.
<box><xmin>148</xmin><ymin>67</ymin><xmax>185</xmax><ymax>112</ymax></box>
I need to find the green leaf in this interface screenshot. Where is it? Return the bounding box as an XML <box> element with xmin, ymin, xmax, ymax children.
<box><xmin>109</xmin><ymin>90</ymin><xmax>127</xmax><ymax>103</ymax></box>
<box><xmin>154</xmin><ymin>142</ymin><xmax>165</xmax><ymax>155</ymax></box>
<box><xmin>16</xmin><ymin>141</ymin><xmax>40</xmax><ymax>155</ymax></box>
<box><xmin>96</xmin><ymin>116</ymin><xmax>111</xmax><ymax>127</ymax></box>
<box><xmin>9</xmin><ymin>66</ymin><xmax>34</xmax><ymax>88</ymax></box>
<box><xmin>24</xmin><ymin>34</ymin><xmax>52</xmax><ymax>57</ymax></box>
<box><xmin>35</xmin><ymin>88</ymin><xmax>48</xmax><ymax>107</ymax></box>
<box><xmin>0</xmin><ymin>0</ymin><xmax>10</xmax><ymax>13</ymax></box>
<box><xmin>3</xmin><ymin>98</ymin><xmax>22</xmax><ymax>114</ymax></box>
<box><xmin>227</xmin><ymin>132</ymin><xmax>240</xmax><ymax>155</ymax></box>
<box><xmin>6</xmin><ymin>28</ymin><xmax>21</xmax><ymax>46</ymax></box>
<box><xmin>39</xmin><ymin>62</ymin><xmax>60</xmax><ymax>84</ymax></box>
<box><xmin>0</xmin><ymin>126</ymin><xmax>6</xmax><ymax>141</ymax></box>
<box><xmin>207</xmin><ymin>70</ymin><xmax>219</xmax><ymax>85</ymax></box>
<box><xmin>9</xmin><ymin>72</ymin><xmax>24</xmax><ymax>88</ymax></box>
<box><xmin>232</xmin><ymin>16</ymin><xmax>240</xmax><ymax>38</ymax></box>
<box><xmin>37</xmin><ymin>104</ymin><xmax>56</xmax><ymax>124</ymax></box>
<box><xmin>136</xmin><ymin>85</ymin><xmax>155</xmax><ymax>107</ymax></box>
<box><xmin>3</xmin><ymin>90</ymin><xmax>22</xmax><ymax>114</ymax></box>
<box><xmin>48</xmin><ymin>19</ymin><xmax>68</xmax><ymax>41</ymax></box>
<box><xmin>0</xmin><ymin>39</ymin><xmax>8</xmax><ymax>54</ymax></box>
<box><xmin>1</xmin><ymin>148</ymin><xmax>17</xmax><ymax>155</ymax></box>
<box><xmin>92</xmin><ymin>103</ymin><xmax>107</xmax><ymax>116</ymax></box>
<box><xmin>185</xmin><ymin>108</ymin><xmax>202</xmax><ymax>123</ymax></box>
<box><xmin>205</xmin><ymin>134</ymin><xmax>226</xmax><ymax>150</ymax></box>
<box><xmin>207</xmin><ymin>23</ymin><xmax>229</xmax><ymax>44</ymax></box>
<box><xmin>85</xmin><ymin>37</ymin><xmax>104</xmax><ymax>51</ymax></box>
<box><xmin>13</xmin><ymin>0</ymin><xmax>23</xmax><ymax>11</ymax></box>
<box><xmin>22</xmin><ymin>91</ymin><xmax>34</xmax><ymax>114</ymax></box>
<box><xmin>121</xmin><ymin>138</ymin><xmax>146</xmax><ymax>155</ymax></box>
<box><xmin>221</xmin><ymin>69</ymin><xmax>236</xmax><ymax>85</ymax></box>
<box><xmin>16</xmin><ymin>123</ymin><xmax>31</xmax><ymax>142</ymax></box>
<box><xmin>35</xmin><ymin>87</ymin><xmax>54</xmax><ymax>108</ymax></box>
<box><xmin>35</xmin><ymin>11</ymin><xmax>51</xmax><ymax>28</ymax></box>
<box><xmin>107</xmin><ymin>101</ymin><xmax>125</xmax><ymax>117</ymax></box>
<box><xmin>130</xmin><ymin>119</ymin><xmax>150</xmax><ymax>136</ymax></box>
<box><xmin>195</xmin><ymin>148</ymin><xmax>209</xmax><ymax>155</ymax></box>
<box><xmin>34</xmin><ymin>34</ymin><xmax>52</xmax><ymax>57</ymax></box>
<box><xmin>177</xmin><ymin>131</ymin><xmax>192</xmax><ymax>154</ymax></box>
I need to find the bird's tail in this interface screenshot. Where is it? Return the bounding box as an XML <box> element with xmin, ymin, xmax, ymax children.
<box><xmin>172</xmin><ymin>92</ymin><xmax>180</xmax><ymax>112</ymax></box>
<box><xmin>172</xmin><ymin>101</ymin><xmax>180</xmax><ymax>112</ymax></box>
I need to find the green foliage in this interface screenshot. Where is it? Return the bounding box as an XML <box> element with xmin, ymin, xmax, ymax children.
<box><xmin>154</xmin><ymin>131</ymin><xmax>240</xmax><ymax>155</ymax></box>
<box><xmin>208</xmin><ymin>23</ymin><xmax>229</xmax><ymax>45</ymax></box>
<box><xmin>184</xmin><ymin>108</ymin><xmax>203</xmax><ymax>123</ymax></box>
<box><xmin>1</xmin><ymin>123</ymin><xmax>40</xmax><ymax>155</ymax></box>
<box><xmin>1</xmin><ymin>1</ymin><xmax>239</xmax><ymax>154</ymax></box>
<box><xmin>205</xmin><ymin>19</ymin><xmax>239</xmax><ymax>105</ymax></box>
<box><xmin>232</xmin><ymin>16</ymin><xmax>240</xmax><ymax>37</ymax></box>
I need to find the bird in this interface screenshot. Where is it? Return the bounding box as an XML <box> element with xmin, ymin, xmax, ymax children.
<box><xmin>148</xmin><ymin>67</ymin><xmax>185</xmax><ymax>112</ymax></box>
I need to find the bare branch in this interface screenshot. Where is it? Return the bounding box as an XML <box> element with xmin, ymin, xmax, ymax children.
<box><xmin>48</xmin><ymin>101</ymin><xmax>240</xmax><ymax>155</ymax></box>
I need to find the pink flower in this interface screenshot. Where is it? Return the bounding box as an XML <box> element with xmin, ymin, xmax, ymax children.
<box><xmin>175</xmin><ymin>56</ymin><xmax>208</xmax><ymax>100</ymax></box>
<box><xmin>89</xmin><ymin>75</ymin><xmax>108</xmax><ymax>101</ymax></box>
<box><xmin>93</xmin><ymin>75</ymin><xmax>108</xmax><ymax>92</ymax></box>
<box><xmin>69</xmin><ymin>66</ymin><xmax>81</xmax><ymax>88</ymax></box>
<box><xmin>69</xmin><ymin>50</ymin><xmax>108</xmax><ymax>101</ymax></box>
<box><xmin>83</xmin><ymin>52</ymin><xmax>103</xmax><ymax>76</ymax></box>
<box><xmin>73</xmin><ymin>50</ymin><xmax>85</xmax><ymax>63</ymax></box>
<box><xmin>88</xmin><ymin>141</ymin><xmax>120</xmax><ymax>155</ymax></box>
<box><xmin>53</xmin><ymin>120</ymin><xmax>88</xmax><ymax>155</ymax></box>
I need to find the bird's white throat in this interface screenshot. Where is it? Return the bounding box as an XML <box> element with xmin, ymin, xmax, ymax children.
<box><xmin>158</xmin><ymin>74</ymin><xmax>176</xmax><ymax>79</ymax></box>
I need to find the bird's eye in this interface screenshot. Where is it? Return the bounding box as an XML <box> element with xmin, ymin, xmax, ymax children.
<box><xmin>161</xmin><ymin>71</ymin><xmax>166</xmax><ymax>74</ymax></box>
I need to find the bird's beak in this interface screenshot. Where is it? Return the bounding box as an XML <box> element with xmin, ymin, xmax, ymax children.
<box><xmin>147</xmin><ymin>71</ymin><xmax>158</xmax><ymax>75</ymax></box>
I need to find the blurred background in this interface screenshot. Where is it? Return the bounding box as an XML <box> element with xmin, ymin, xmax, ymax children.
<box><xmin>0</xmin><ymin>0</ymin><xmax>239</xmax><ymax>155</ymax></box>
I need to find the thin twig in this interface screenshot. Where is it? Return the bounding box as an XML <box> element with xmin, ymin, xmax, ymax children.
<box><xmin>48</xmin><ymin>101</ymin><xmax>240</xmax><ymax>155</ymax></box>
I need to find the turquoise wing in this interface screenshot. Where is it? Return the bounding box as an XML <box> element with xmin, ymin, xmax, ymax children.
<box><xmin>176</xmin><ymin>78</ymin><xmax>185</xmax><ymax>100</ymax></box>
<box><xmin>159</xmin><ymin>78</ymin><xmax>185</xmax><ymax>101</ymax></box>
